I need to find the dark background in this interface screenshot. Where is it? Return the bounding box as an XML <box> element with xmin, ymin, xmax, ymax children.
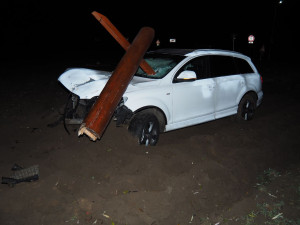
<box><xmin>1</xmin><ymin>1</ymin><xmax>298</xmax><ymax>62</ymax></box>
<box><xmin>1</xmin><ymin>2</ymin><xmax>299</xmax><ymax>224</ymax></box>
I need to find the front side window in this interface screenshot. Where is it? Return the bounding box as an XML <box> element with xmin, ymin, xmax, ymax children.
<box><xmin>174</xmin><ymin>56</ymin><xmax>210</xmax><ymax>82</ymax></box>
<box><xmin>135</xmin><ymin>53</ymin><xmax>185</xmax><ymax>79</ymax></box>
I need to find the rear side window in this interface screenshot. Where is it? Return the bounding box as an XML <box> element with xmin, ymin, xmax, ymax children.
<box><xmin>234</xmin><ymin>57</ymin><xmax>254</xmax><ymax>74</ymax></box>
<box><xmin>210</xmin><ymin>55</ymin><xmax>237</xmax><ymax>77</ymax></box>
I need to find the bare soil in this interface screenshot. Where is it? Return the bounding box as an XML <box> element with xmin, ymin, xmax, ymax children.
<box><xmin>0</xmin><ymin>58</ymin><xmax>299</xmax><ymax>225</ymax></box>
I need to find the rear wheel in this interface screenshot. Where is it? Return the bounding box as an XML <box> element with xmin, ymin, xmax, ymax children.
<box><xmin>237</xmin><ymin>94</ymin><xmax>256</xmax><ymax>121</ymax></box>
<box><xmin>129</xmin><ymin>113</ymin><xmax>160</xmax><ymax>146</ymax></box>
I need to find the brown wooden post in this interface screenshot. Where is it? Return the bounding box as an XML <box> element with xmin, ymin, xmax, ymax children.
<box><xmin>91</xmin><ymin>11</ymin><xmax>155</xmax><ymax>75</ymax></box>
<box><xmin>78</xmin><ymin>27</ymin><xmax>155</xmax><ymax>141</ymax></box>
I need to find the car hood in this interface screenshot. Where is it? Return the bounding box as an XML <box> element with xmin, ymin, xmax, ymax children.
<box><xmin>58</xmin><ymin>68</ymin><xmax>159</xmax><ymax>99</ymax></box>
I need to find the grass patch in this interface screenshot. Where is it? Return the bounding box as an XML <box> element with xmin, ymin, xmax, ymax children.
<box><xmin>197</xmin><ymin>167</ymin><xmax>300</xmax><ymax>225</ymax></box>
<box><xmin>241</xmin><ymin>167</ymin><xmax>300</xmax><ymax>225</ymax></box>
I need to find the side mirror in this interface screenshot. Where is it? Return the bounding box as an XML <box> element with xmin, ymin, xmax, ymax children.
<box><xmin>176</xmin><ymin>70</ymin><xmax>197</xmax><ymax>81</ymax></box>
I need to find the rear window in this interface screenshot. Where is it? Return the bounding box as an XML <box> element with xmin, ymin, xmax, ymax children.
<box><xmin>135</xmin><ymin>53</ymin><xmax>185</xmax><ymax>79</ymax></box>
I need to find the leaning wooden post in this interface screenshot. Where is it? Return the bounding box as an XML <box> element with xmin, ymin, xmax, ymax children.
<box><xmin>78</xmin><ymin>27</ymin><xmax>155</xmax><ymax>141</ymax></box>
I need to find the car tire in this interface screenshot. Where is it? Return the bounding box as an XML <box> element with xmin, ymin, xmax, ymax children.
<box><xmin>237</xmin><ymin>94</ymin><xmax>257</xmax><ymax>121</ymax></box>
<box><xmin>129</xmin><ymin>113</ymin><xmax>160</xmax><ymax>146</ymax></box>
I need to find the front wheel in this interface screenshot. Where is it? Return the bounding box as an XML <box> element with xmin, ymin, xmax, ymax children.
<box><xmin>237</xmin><ymin>94</ymin><xmax>256</xmax><ymax>121</ymax></box>
<box><xmin>129</xmin><ymin>113</ymin><xmax>160</xmax><ymax>146</ymax></box>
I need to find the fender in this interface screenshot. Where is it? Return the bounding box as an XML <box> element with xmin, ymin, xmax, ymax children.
<box><xmin>236</xmin><ymin>87</ymin><xmax>258</xmax><ymax>107</ymax></box>
<box><xmin>125</xmin><ymin>96</ymin><xmax>171</xmax><ymax>124</ymax></box>
<box><xmin>236</xmin><ymin>76</ymin><xmax>260</xmax><ymax>105</ymax></box>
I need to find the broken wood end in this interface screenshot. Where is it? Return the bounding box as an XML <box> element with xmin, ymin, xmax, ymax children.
<box><xmin>78</xmin><ymin>124</ymin><xmax>99</xmax><ymax>141</ymax></box>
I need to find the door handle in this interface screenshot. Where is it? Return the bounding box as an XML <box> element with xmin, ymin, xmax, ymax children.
<box><xmin>208</xmin><ymin>84</ymin><xmax>215</xmax><ymax>91</ymax></box>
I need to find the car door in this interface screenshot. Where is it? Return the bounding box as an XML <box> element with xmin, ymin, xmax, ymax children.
<box><xmin>211</xmin><ymin>55</ymin><xmax>246</xmax><ymax>119</ymax></box>
<box><xmin>171</xmin><ymin>56</ymin><xmax>216</xmax><ymax>127</ymax></box>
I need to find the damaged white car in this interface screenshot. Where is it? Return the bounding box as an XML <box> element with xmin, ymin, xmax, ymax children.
<box><xmin>58</xmin><ymin>49</ymin><xmax>263</xmax><ymax>146</ymax></box>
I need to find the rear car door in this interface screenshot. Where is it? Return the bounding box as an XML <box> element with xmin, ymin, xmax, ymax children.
<box><xmin>211</xmin><ymin>55</ymin><xmax>246</xmax><ymax>118</ymax></box>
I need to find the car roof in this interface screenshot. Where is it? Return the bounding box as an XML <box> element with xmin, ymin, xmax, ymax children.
<box><xmin>149</xmin><ymin>48</ymin><xmax>250</xmax><ymax>60</ymax></box>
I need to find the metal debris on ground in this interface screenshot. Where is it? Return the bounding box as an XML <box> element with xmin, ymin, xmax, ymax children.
<box><xmin>1</xmin><ymin>164</ymin><xmax>39</xmax><ymax>187</ymax></box>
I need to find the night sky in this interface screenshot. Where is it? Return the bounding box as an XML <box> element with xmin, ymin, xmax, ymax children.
<box><xmin>1</xmin><ymin>1</ymin><xmax>297</xmax><ymax>61</ymax></box>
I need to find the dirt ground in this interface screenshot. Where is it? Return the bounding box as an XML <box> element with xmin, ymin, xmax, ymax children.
<box><xmin>0</xmin><ymin>57</ymin><xmax>299</xmax><ymax>225</ymax></box>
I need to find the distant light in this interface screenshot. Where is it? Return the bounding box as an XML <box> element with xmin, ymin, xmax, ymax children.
<box><xmin>248</xmin><ymin>35</ymin><xmax>255</xmax><ymax>44</ymax></box>
<box><xmin>279</xmin><ymin>0</ymin><xmax>283</xmax><ymax>4</ymax></box>
<box><xmin>156</xmin><ymin>39</ymin><xmax>160</xmax><ymax>46</ymax></box>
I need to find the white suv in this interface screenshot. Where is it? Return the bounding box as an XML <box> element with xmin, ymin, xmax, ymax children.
<box><xmin>58</xmin><ymin>49</ymin><xmax>263</xmax><ymax>145</ymax></box>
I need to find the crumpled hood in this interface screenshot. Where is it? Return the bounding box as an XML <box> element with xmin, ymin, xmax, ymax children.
<box><xmin>58</xmin><ymin>68</ymin><xmax>158</xmax><ymax>99</ymax></box>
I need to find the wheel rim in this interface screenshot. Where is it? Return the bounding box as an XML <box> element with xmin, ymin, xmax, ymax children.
<box><xmin>242</xmin><ymin>100</ymin><xmax>254</xmax><ymax>120</ymax></box>
<box><xmin>140</xmin><ymin>121</ymin><xmax>158</xmax><ymax>146</ymax></box>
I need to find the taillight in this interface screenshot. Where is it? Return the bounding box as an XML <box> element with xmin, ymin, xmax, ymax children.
<box><xmin>260</xmin><ymin>75</ymin><xmax>263</xmax><ymax>84</ymax></box>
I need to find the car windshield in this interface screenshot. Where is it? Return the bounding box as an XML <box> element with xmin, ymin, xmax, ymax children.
<box><xmin>135</xmin><ymin>53</ymin><xmax>185</xmax><ymax>79</ymax></box>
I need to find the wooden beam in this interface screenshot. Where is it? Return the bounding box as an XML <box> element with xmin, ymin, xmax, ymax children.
<box><xmin>78</xmin><ymin>27</ymin><xmax>155</xmax><ymax>140</ymax></box>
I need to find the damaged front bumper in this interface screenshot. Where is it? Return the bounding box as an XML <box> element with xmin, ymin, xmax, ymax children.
<box><xmin>64</xmin><ymin>94</ymin><xmax>133</xmax><ymax>127</ymax></box>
